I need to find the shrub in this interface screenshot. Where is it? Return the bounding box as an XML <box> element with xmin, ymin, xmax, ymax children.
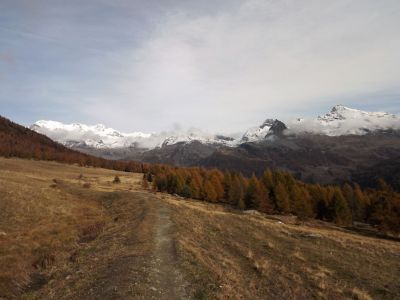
<box><xmin>113</xmin><ymin>175</ymin><xmax>121</xmax><ymax>184</ymax></box>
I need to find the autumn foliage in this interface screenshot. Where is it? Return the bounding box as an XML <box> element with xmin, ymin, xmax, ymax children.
<box><xmin>0</xmin><ymin>115</ymin><xmax>145</xmax><ymax>173</ymax></box>
<box><xmin>147</xmin><ymin>165</ymin><xmax>400</xmax><ymax>234</ymax></box>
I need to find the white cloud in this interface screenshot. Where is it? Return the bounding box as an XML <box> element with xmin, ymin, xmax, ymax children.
<box><xmin>77</xmin><ymin>0</ymin><xmax>400</xmax><ymax>133</ymax></box>
<box><xmin>2</xmin><ymin>0</ymin><xmax>400</xmax><ymax>133</ymax></box>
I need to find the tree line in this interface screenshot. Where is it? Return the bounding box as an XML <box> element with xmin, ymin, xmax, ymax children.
<box><xmin>146</xmin><ymin>165</ymin><xmax>400</xmax><ymax>234</ymax></box>
<box><xmin>0</xmin><ymin>115</ymin><xmax>145</xmax><ymax>173</ymax></box>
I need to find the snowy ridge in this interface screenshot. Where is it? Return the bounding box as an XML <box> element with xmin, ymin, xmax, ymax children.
<box><xmin>159</xmin><ymin>130</ymin><xmax>237</xmax><ymax>147</ymax></box>
<box><xmin>30</xmin><ymin>105</ymin><xmax>400</xmax><ymax>149</ymax></box>
<box><xmin>288</xmin><ymin>105</ymin><xmax>400</xmax><ymax>136</ymax></box>
<box><xmin>30</xmin><ymin>120</ymin><xmax>235</xmax><ymax>149</ymax></box>
<box><xmin>30</xmin><ymin>120</ymin><xmax>152</xmax><ymax>149</ymax></box>
<box><xmin>241</xmin><ymin>119</ymin><xmax>281</xmax><ymax>142</ymax></box>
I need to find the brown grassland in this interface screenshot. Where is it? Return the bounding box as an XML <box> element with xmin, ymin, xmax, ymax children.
<box><xmin>0</xmin><ymin>157</ymin><xmax>399</xmax><ymax>299</ymax></box>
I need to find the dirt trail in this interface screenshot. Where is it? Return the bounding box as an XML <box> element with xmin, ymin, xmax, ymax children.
<box><xmin>89</xmin><ymin>192</ymin><xmax>191</xmax><ymax>299</ymax></box>
<box><xmin>147</xmin><ymin>201</ymin><xmax>190</xmax><ymax>299</ymax></box>
<box><xmin>24</xmin><ymin>188</ymin><xmax>192</xmax><ymax>299</ymax></box>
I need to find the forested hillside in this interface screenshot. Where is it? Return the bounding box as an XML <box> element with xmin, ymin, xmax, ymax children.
<box><xmin>0</xmin><ymin>115</ymin><xmax>143</xmax><ymax>172</ymax></box>
<box><xmin>147</xmin><ymin>165</ymin><xmax>400</xmax><ymax>234</ymax></box>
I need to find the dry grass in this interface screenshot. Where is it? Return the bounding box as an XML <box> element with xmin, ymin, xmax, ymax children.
<box><xmin>1</xmin><ymin>157</ymin><xmax>400</xmax><ymax>299</ymax></box>
<box><xmin>28</xmin><ymin>191</ymin><xmax>158</xmax><ymax>300</ymax></box>
<box><xmin>351</xmin><ymin>288</ymin><xmax>373</xmax><ymax>300</ymax></box>
<box><xmin>0</xmin><ymin>157</ymin><xmax>141</xmax><ymax>298</ymax></box>
<box><xmin>163</xmin><ymin>195</ymin><xmax>400</xmax><ymax>299</ymax></box>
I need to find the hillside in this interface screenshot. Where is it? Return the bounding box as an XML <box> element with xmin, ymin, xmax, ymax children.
<box><xmin>352</xmin><ymin>158</ymin><xmax>400</xmax><ymax>192</ymax></box>
<box><xmin>0</xmin><ymin>115</ymin><xmax>86</xmax><ymax>161</ymax></box>
<box><xmin>0</xmin><ymin>115</ymin><xmax>143</xmax><ymax>172</ymax></box>
<box><xmin>139</xmin><ymin>132</ymin><xmax>400</xmax><ymax>186</ymax></box>
<box><xmin>1</xmin><ymin>158</ymin><xmax>399</xmax><ymax>299</ymax></box>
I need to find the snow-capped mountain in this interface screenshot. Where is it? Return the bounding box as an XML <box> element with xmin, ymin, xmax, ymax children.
<box><xmin>30</xmin><ymin>120</ymin><xmax>152</xmax><ymax>149</ymax></box>
<box><xmin>238</xmin><ymin>105</ymin><xmax>400</xmax><ymax>143</ymax></box>
<box><xmin>30</xmin><ymin>120</ymin><xmax>236</xmax><ymax>149</ymax></box>
<box><xmin>241</xmin><ymin>119</ymin><xmax>286</xmax><ymax>142</ymax></box>
<box><xmin>161</xmin><ymin>133</ymin><xmax>236</xmax><ymax>147</ymax></box>
<box><xmin>30</xmin><ymin>105</ymin><xmax>400</xmax><ymax>150</ymax></box>
<box><xmin>288</xmin><ymin>105</ymin><xmax>400</xmax><ymax>136</ymax></box>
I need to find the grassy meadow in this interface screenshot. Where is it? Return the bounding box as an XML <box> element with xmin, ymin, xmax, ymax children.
<box><xmin>0</xmin><ymin>157</ymin><xmax>399</xmax><ymax>299</ymax></box>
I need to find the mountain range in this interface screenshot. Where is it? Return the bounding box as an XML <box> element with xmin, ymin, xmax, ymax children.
<box><xmin>31</xmin><ymin>105</ymin><xmax>400</xmax><ymax>150</ymax></box>
<box><xmin>29</xmin><ymin>105</ymin><xmax>400</xmax><ymax>188</ymax></box>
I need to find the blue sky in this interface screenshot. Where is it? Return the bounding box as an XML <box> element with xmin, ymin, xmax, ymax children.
<box><xmin>1</xmin><ymin>0</ymin><xmax>399</xmax><ymax>133</ymax></box>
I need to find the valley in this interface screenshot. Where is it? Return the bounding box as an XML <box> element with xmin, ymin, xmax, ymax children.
<box><xmin>3</xmin><ymin>1</ymin><xmax>400</xmax><ymax>299</ymax></box>
<box><xmin>29</xmin><ymin>106</ymin><xmax>400</xmax><ymax>186</ymax></box>
<box><xmin>1</xmin><ymin>158</ymin><xmax>399</xmax><ymax>299</ymax></box>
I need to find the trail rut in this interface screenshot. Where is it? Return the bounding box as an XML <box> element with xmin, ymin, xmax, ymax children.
<box><xmin>147</xmin><ymin>202</ymin><xmax>190</xmax><ymax>299</ymax></box>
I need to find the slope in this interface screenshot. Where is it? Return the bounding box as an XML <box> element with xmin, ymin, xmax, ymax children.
<box><xmin>1</xmin><ymin>158</ymin><xmax>399</xmax><ymax>299</ymax></box>
<box><xmin>0</xmin><ymin>115</ymin><xmax>143</xmax><ymax>172</ymax></box>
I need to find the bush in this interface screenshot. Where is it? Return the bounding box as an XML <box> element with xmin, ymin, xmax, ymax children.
<box><xmin>113</xmin><ymin>175</ymin><xmax>121</xmax><ymax>184</ymax></box>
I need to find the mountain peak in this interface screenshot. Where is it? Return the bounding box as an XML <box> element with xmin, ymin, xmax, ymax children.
<box><xmin>241</xmin><ymin>118</ymin><xmax>287</xmax><ymax>142</ymax></box>
<box><xmin>288</xmin><ymin>105</ymin><xmax>400</xmax><ymax>136</ymax></box>
<box><xmin>331</xmin><ymin>104</ymin><xmax>352</xmax><ymax>112</ymax></box>
<box><xmin>268</xmin><ymin>120</ymin><xmax>287</xmax><ymax>136</ymax></box>
<box><xmin>329</xmin><ymin>104</ymin><xmax>369</xmax><ymax>117</ymax></box>
<box><xmin>260</xmin><ymin>119</ymin><xmax>276</xmax><ymax>129</ymax></box>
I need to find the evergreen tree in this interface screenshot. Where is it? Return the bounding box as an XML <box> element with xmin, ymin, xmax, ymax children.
<box><xmin>176</xmin><ymin>172</ymin><xmax>185</xmax><ymax>194</ymax></box>
<box><xmin>245</xmin><ymin>174</ymin><xmax>259</xmax><ymax>208</ymax></box>
<box><xmin>189</xmin><ymin>169</ymin><xmax>203</xmax><ymax>199</ymax></box>
<box><xmin>306</xmin><ymin>184</ymin><xmax>322</xmax><ymax>217</ymax></box>
<box><xmin>209</xmin><ymin>170</ymin><xmax>224</xmax><ymax>200</ymax></box>
<box><xmin>154</xmin><ymin>173</ymin><xmax>167</xmax><ymax>191</ymax></box>
<box><xmin>166</xmin><ymin>173</ymin><xmax>178</xmax><ymax>194</ymax></box>
<box><xmin>342</xmin><ymin>183</ymin><xmax>355</xmax><ymax>224</ymax></box>
<box><xmin>256</xmin><ymin>180</ymin><xmax>273</xmax><ymax>213</ymax></box>
<box><xmin>330</xmin><ymin>188</ymin><xmax>352</xmax><ymax>225</ymax></box>
<box><xmin>294</xmin><ymin>186</ymin><xmax>313</xmax><ymax>220</ymax></box>
<box><xmin>229</xmin><ymin>175</ymin><xmax>244</xmax><ymax>207</ymax></box>
<box><xmin>285</xmin><ymin>173</ymin><xmax>296</xmax><ymax>190</ymax></box>
<box><xmin>274</xmin><ymin>182</ymin><xmax>290</xmax><ymax>213</ymax></box>
<box><xmin>203</xmin><ymin>179</ymin><xmax>218</xmax><ymax>202</ymax></box>
<box><xmin>261</xmin><ymin>169</ymin><xmax>274</xmax><ymax>190</ymax></box>
<box><xmin>368</xmin><ymin>190</ymin><xmax>400</xmax><ymax>233</ymax></box>
<box><xmin>181</xmin><ymin>184</ymin><xmax>192</xmax><ymax>198</ymax></box>
<box><xmin>289</xmin><ymin>185</ymin><xmax>302</xmax><ymax>214</ymax></box>
<box><xmin>354</xmin><ymin>183</ymin><xmax>369</xmax><ymax>221</ymax></box>
<box><xmin>222</xmin><ymin>171</ymin><xmax>232</xmax><ymax>202</ymax></box>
